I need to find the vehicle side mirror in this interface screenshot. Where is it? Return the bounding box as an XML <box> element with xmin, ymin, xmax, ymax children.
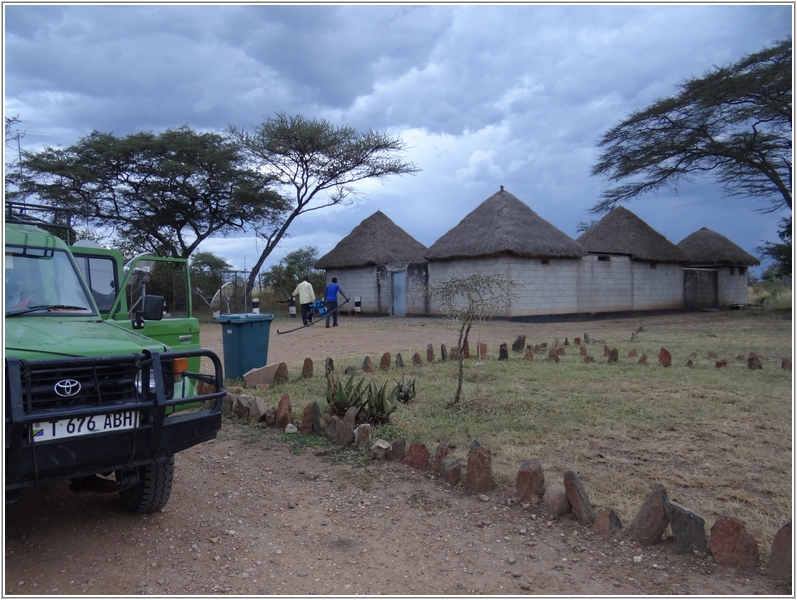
<box><xmin>132</xmin><ymin>295</ymin><xmax>165</xmax><ymax>329</ymax></box>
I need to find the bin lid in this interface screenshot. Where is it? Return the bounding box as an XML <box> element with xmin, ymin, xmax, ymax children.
<box><xmin>214</xmin><ymin>313</ymin><xmax>275</xmax><ymax>324</ymax></box>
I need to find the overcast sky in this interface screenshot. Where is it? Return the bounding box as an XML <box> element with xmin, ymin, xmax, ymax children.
<box><xmin>4</xmin><ymin>3</ymin><xmax>792</xmax><ymax>275</ymax></box>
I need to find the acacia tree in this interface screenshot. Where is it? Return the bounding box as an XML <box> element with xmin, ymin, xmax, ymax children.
<box><xmin>190</xmin><ymin>251</ymin><xmax>233</xmax><ymax>272</ymax></box>
<box><xmin>14</xmin><ymin>126</ymin><xmax>288</xmax><ymax>258</ymax></box>
<box><xmin>423</xmin><ymin>274</ymin><xmax>517</xmax><ymax>405</ymax></box>
<box><xmin>591</xmin><ymin>39</ymin><xmax>792</xmax><ymax>215</ymax></box>
<box><xmin>757</xmin><ymin>216</ymin><xmax>792</xmax><ymax>280</ymax></box>
<box><xmin>260</xmin><ymin>246</ymin><xmax>326</xmax><ymax>300</ymax></box>
<box><xmin>228</xmin><ymin>113</ymin><xmax>420</xmax><ymax>298</ymax></box>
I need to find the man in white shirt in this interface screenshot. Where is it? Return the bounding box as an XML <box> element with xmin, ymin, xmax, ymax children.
<box><xmin>292</xmin><ymin>276</ymin><xmax>316</xmax><ymax>326</ymax></box>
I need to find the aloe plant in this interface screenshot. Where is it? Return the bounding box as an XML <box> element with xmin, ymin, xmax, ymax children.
<box><xmin>327</xmin><ymin>373</ymin><xmax>368</xmax><ymax>416</ymax></box>
<box><xmin>363</xmin><ymin>380</ymin><xmax>397</xmax><ymax>424</ymax></box>
<box><xmin>394</xmin><ymin>376</ymin><xmax>416</xmax><ymax>403</ymax></box>
<box><xmin>325</xmin><ymin>374</ymin><xmax>402</xmax><ymax>424</ymax></box>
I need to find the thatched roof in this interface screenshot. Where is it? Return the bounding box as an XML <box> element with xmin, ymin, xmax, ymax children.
<box><xmin>677</xmin><ymin>227</ymin><xmax>760</xmax><ymax>266</ymax></box>
<box><xmin>314</xmin><ymin>210</ymin><xmax>428</xmax><ymax>269</ymax></box>
<box><xmin>424</xmin><ymin>188</ymin><xmax>586</xmax><ymax>261</ymax></box>
<box><xmin>576</xmin><ymin>206</ymin><xmax>689</xmax><ymax>263</ymax></box>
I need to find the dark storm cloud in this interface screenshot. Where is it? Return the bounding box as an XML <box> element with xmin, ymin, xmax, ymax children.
<box><xmin>213</xmin><ymin>5</ymin><xmax>452</xmax><ymax>110</ymax></box>
<box><xmin>3</xmin><ymin>3</ymin><xmax>791</xmax><ymax>271</ymax></box>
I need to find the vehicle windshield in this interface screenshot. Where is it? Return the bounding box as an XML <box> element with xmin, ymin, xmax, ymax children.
<box><xmin>5</xmin><ymin>246</ymin><xmax>96</xmax><ymax>316</ymax></box>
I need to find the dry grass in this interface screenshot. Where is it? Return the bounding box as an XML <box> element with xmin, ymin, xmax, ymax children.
<box><xmin>748</xmin><ymin>281</ymin><xmax>792</xmax><ymax>311</ymax></box>
<box><xmin>250</xmin><ymin>307</ymin><xmax>792</xmax><ymax>559</ymax></box>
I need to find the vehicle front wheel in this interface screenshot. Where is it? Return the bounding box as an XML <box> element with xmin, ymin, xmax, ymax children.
<box><xmin>118</xmin><ymin>457</ymin><xmax>174</xmax><ymax>514</ymax></box>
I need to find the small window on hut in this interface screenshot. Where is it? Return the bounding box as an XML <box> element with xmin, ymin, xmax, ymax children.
<box><xmin>739</xmin><ymin>267</ymin><xmax>747</xmax><ymax>276</ymax></box>
<box><xmin>730</xmin><ymin>267</ymin><xmax>736</xmax><ymax>275</ymax></box>
<box><xmin>649</xmin><ymin>262</ymin><xmax>657</xmax><ymax>269</ymax></box>
<box><xmin>598</xmin><ymin>256</ymin><xmax>610</xmax><ymax>262</ymax></box>
<box><xmin>541</xmin><ymin>259</ymin><xmax>550</xmax><ymax>265</ymax></box>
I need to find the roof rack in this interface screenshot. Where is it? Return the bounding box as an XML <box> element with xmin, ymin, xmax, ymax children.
<box><xmin>5</xmin><ymin>200</ymin><xmax>74</xmax><ymax>240</ymax></box>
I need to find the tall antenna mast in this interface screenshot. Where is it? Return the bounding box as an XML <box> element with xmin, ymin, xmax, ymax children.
<box><xmin>7</xmin><ymin>118</ymin><xmax>52</xmax><ymax>206</ymax></box>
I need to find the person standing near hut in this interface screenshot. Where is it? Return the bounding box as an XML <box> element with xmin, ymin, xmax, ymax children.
<box><xmin>324</xmin><ymin>277</ymin><xmax>349</xmax><ymax>328</ymax></box>
<box><xmin>292</xmin><ymin>276</ymin><xmax>316</xmax><ymax>326</ymax></box>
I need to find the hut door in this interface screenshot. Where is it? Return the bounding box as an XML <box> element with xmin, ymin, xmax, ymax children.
<box><xmin>683</xmin><ymin>268</ymin><xmax>718</xmax><ymax>309</ymax></box>
<box><xmin>392</xmin><ymin>271</ymin><xmax>406</xmax><ymax>317</ymax></box>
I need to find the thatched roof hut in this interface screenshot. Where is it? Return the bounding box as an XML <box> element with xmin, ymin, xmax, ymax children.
<box><xmin>577</xmin><ymin>206</ymin><xmax>688</xmax><ymax>263</ymax></box>
<box><xmin>676</xmin><ymin>227</ymin><xmax>760</xmax><ymax>266</ymax></box>
<box><xmin>314</xmin><ymin>210</ymin><xmax>428</xmax><ymax>270</ymax></box>
<box><xmin>424</xmin><ymin>188</ymin><xmax>586</xmax><ymax>261</ymax></box>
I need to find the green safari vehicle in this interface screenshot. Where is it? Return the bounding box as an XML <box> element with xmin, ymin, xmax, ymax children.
<box><xmin>5</xmin><ymin>204</ymin><xmax>226</xmax><ymax>513</ymax></box>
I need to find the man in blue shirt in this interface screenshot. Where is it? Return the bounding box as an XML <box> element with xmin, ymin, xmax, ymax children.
<box><xmin>324</xmin><ymin>277</ymin><xmax>349</xmax><ymax>328</ymax></box>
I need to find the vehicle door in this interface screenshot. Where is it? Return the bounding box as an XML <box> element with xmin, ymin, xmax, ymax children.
<box><xmin>71</xmin><ymin>249</ymin><xmax>201</xmax><ymax>372</ymax></box>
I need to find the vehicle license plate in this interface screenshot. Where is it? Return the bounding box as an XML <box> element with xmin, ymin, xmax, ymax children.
<box><xmin>30</xmin><ymin>411</ymin><xmax>140</xmax><ymax>442</ymax></box>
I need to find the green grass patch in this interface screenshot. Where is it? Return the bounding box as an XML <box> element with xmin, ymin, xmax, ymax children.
<box><xmin>281</xmin><ymin>432</ymin><xmax>329</xmax><ymax>455</ymax></box>
<box><xmin>227</xmin><ymin>310</ymin><xmax>792</xmax><ymax>555</ymax></box>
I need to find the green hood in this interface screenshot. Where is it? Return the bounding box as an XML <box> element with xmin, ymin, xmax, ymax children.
<box><xmin>5</xmin><ymin>317</ymin><xmax>168</xmax><ymax>360</ymax></box>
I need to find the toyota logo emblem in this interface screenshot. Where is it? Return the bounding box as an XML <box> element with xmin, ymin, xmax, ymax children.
<box><xmin>54</xmin><ymin>379</ymin><xmax>82</xmax><ymax>398</ymax></box>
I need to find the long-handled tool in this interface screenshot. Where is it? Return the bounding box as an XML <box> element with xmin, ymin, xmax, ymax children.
<box><xmin>276</xmin><ymin>299</ymin><xmax>350</xmax><ymax>335</ymax></box>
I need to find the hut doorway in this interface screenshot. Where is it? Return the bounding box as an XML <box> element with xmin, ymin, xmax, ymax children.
<box><xmin>683</xmin><ymin>268</ymin><xmax>718</xmax><ymax>309</ymax></box>
<box><xmin>392</xmin><ymin>271</ymin><xmax>406</xmax><ymax>316</ymax></box>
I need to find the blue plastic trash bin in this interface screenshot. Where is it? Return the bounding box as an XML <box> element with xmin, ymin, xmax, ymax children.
<box><xmin>214</xmin><ymin>313</ymin><xmax>275</xmax><ymax>381</ymax></box>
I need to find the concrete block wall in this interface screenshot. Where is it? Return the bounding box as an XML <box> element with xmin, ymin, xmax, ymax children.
<box><xmin>576</xmin><ymin>255</ymin><xmax>634</xmax><ymax>313</ymax></box>
<box><xmin>507</xmin><ymin>256</ymin><xmax>581</xmax><ymax>315</ymax></box>
<box><xmin>375</xmin><ymin>266</ymin><xmax>390</xmax><ymax>313</ymax></box>
<box><xmin>426</xmin><ymin>257</ymin><xmax>582</xmax><ymax>317</ymax></box>
<box><xmin>405</xmin><ymin>262</ymin><xmax>429</xmax><ymax>314</ymax></box>
<box><xmin>325</xmin><ymin>267</ymin><xmax>379</xmax><ymax>313</ymax></box>
<box><xmin>327</xmin><ymin>263</ymin><xmax>429</xmax><ymax>315</ymax></box>
<box><xmin>325</xmin><ymin>257</ymin><xmax>734</xmax><ymax>318</ymax></box>
<box><xmin>425</xmin><ymin>255</ymin><xmax>686</xmax><ymax>316</ymax></box>
<box><xmin>718</xmin><ymin>266</ymin><xmax>750</xmax><ymax>306</ymax></box>
<box><xmin>630</xmin><ymin>262</ymin><xmax>684</xmax><ymax>310</ymax></box>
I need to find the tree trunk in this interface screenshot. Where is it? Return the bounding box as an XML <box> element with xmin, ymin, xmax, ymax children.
<box><xmin>453</xmin><ymin>318</ymin><xmax>472</xmax><ymax>404</ymax></box>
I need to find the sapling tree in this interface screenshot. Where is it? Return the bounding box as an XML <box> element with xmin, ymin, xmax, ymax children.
<box><xmin>423</xmin><ymin>273</ymin><xmax>517</xmax><ymax>405</ymax></box>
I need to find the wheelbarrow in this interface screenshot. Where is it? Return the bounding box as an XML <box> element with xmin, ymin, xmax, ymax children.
<box><xmin>307</xmin><ymin>299</ymin><xmax>329</xmax><ymax>323</ymax></box>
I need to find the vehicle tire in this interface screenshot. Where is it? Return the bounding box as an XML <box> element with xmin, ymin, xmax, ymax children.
<box><xmin>118</xmin><ymin>457</ymin><xmax>174</xmax><ymax>514</ymax></box>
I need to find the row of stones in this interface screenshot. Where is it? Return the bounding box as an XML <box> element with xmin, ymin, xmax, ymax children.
<box><xmin>383</xmin><ymin>433</ymin><xmax>792</xmax><ymax>583</ymax></box>
<box><xmin>368</xmin><ymin>436</ymin><xmax>790</xmax><ymax>581</ymax></box>
<box><xmin>357</xmin><ymin>345</ymin><xmax>790</xmax><ymax>370</ymax></box>
<box><xmin>218</xmin><ymin>388</ymin><xmax>791</xmax><ymax>582</ymax></box>
<box><xmin>235</xmin><ymin>338</ymin><xmax>791</xmax><ymax>392</ymax></box>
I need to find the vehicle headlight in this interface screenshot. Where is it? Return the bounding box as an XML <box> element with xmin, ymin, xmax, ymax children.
<box><xmin>134</xmin><ymin>370</ymin><xmax>158</xmax><ymax>395</ymax></box>
<box><xmin>134</xmin><ymin>362</ymin><xmax>175</xmax><ymax>400</ymax></box>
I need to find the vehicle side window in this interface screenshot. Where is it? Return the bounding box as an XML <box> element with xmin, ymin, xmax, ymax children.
<box><xmin>75</xmin><ymin>255</ymin><xmax>118</xmax><ymax>313</ymax></box>
<box><xmin>128</xmin><ymin>261</ymin><xmax>190</xmax><ymax>318</ymax></box>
